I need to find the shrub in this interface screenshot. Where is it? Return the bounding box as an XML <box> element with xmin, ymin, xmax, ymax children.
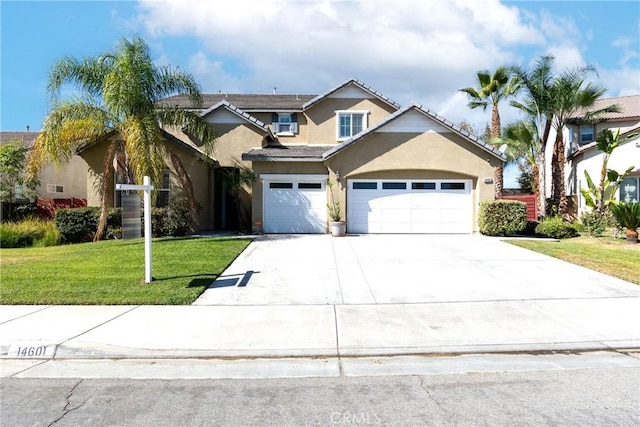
<box><xmin>580</xmin><ymin>211</ymin><xmax>608</xmax><ymax>237</ymax></box>
<box><xmin>0</xmin><ymin>218</ymin><xmax>60</xmax><ymax>248</ymax></box>
<box><xmin>54</xmin><ymin>207</ymin><xmax>100</xmax><ymax>243</ymax></box>
<box><xmin>478</xmin><ymin>200</ymin><xmax>527</xmax><ymax>236</ymax></box>
<box><xmin>610</xmin><ymin>202</ymin><xmax>640</xmax><ymax>231</ymax></box>
<box><xmin>163</xmin><ymin>195</ymin><xmax>194</xmax><ymax>237</ymax></box>
<box><xmin>535</xmin><ymin>216</ymin><xmax>579</xmax><ymax>239</ymax></box>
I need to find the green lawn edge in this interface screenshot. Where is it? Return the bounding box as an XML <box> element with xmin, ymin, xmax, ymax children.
<box><xmin>506</xmin><ymin>236</ymin><xmax>639</xmax><ymax>285</ymax></box>
<box><xmin>0</xmin><ymin>236</ymin><xmax>253</xmax><ymax>305</ymax></box>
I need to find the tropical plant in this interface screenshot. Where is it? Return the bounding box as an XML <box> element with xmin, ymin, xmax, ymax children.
<box><xmin>494</xmin><ymin>120</ymin><xmax>540</xmax><ymax>197</ymax></box>
<box><xmin>581</xmin><ymin>167</ymin><xmax>634</xmax><ymax>214</ymax></box>
<box><xmin>510</xmin><ymin>55</ymin><xmax>556</xmax><ymax>215</ymax></box>
<box><xmin>609</xmin><ymin>202</ymin><xmax>640</xmax><ymax>243</ymax></box>
<box><xmin>546</xmin><ymin>69</ymin><xmax>620</xmax><ymax>216</ymax></box>
<box><xmin>327</xmin><ymin>180</ymin><xmax>342</xmax><ymax>222</ymax></box>
<box><xmin>26</xmin><ymin>35</ymin><xmax>216</xmax><ymax>240</ymax></box>
<box><xmin>460</xmin><ymin>66</ymin><xmax>520</xmax><ymax>197</ymax></box>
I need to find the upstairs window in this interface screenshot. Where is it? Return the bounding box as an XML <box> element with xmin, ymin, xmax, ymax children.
<box><xmin>580</xmin><ymin>125</ymin><xmax>594</xmax><ymax>144</ymax></box>
<box><xmin>336</xmin><ymin>111</ymin><xmax>367</xmax><ymax>140</ymax></box>
<box><xmin>272</xmin><ymin>113</ymin><xmax>298</xmax><ymax>134</ymax></box>
<box><xmin>620</xmin><ymin>177</ymin><xmax>639</xmax><ymax>203</ymax></box>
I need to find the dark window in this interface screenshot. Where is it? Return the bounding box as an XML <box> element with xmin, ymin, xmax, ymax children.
<box><xmin>382</xmin><ymin>182</ymin><xmax>407</xmax><ymax>190</ymax></box>
<box><xmin>441</xmin><ymin>182</ymin><xmax>466</xmax><ymax>190</ymax></box>
<box><xmin>298</xmin><ymin>182</ymin><xmax>322</xmax><ymax>189</ymax></box>
<box><xmin>270</xmin><ymin>182</ymin><xmax>293</xmax><ymax>189</ymax></box>
<box><xmin>412</xmin><ymin>182</ymin><xmax>436</xmax><ymax>190</ymax></box>
<box><xmin>353</xmin><ymin>182</ymin><xmax>377</xmax><ymax>190</ymax></box>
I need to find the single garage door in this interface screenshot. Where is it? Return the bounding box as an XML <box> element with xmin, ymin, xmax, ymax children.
<box><xmin>347</xmin><ymin>179</ymin><xmax>473</xmax><ymax>234</ymax></box>
<box><xmin>263</xmin><ymin>175</ymin><xmax>327</xmax><ymax>233</ymax></box>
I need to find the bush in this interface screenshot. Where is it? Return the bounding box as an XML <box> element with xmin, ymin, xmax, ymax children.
<box><xmin>54</xmin><ymin>207</ymin><xmax>100</xmax><ymax>243</ymax></box>
<box><xmin>0</xmin><ymin>218</ymin><xmax>60</xmax><ymax>248</ymax></box>
<box><xmin>163</xmin><ymin>195</ymin><xmax>194</xmax><ymax>237</ymax></box>
<box><xmin>478</xmin><ymin>200</ymin><xmax>527</xmax><ymax>236</ymax></box>
<box><xmin>535</xmin><ymin>216</ymin><xmax>579</xmax><ymax>239</ymax></box>
<box><xmin>580</xmin><ymin>211</ymin><xmax>608</xmax><ymax>237</ymax></box>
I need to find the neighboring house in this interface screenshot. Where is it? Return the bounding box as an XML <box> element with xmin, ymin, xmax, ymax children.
<box><xmin>0</xmin><ymin>130</ymin><xmax>88</xmax><ymax>202</ymax></box>
<box><xmin>81</xmin><ymin>79</ymin><xmax>505</xmax><ymax>234</ymax></box>
<box><xmin>564</xmin><ymin>95</ymin><xmax>640</xmax><ymax>216</ymax></box>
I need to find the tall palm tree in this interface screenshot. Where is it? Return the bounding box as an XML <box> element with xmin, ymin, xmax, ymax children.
<box><xmin>460</xmin><ymin>66</ymin><xmax>520</xmax><ymax>198</ymax></box>
<box><xmin>510</xmin><ymin>55</ymin><xmax>556</xmax><ymax>215</ymax></box>
<box><xmin>547</xmin><ymin>69</ymin><xmax>619</xmax><ymax>216</ymax></box>
<box><xmin>27</xmin><ymin>35</ymin><xmax>216</xmax><ymax>240</ymax></box>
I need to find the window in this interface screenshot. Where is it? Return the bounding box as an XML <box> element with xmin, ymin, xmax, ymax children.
<box><xmin>441</xmin><ymin>182</ymin><xmax>466</xmax><ymax>190</ymax></box>
<box><xmin>382</xmin><ymin>182</ymin><xmax>406</xmax><ymax>190</ymax></box>
<box><xmin>620</xmin><ymin>177</ymin><xmax>639</xmax><ymax>203</ymax></box>
<box><xmin>298</xmin><ymin>182</ymin><xmax>322</xmax><ymax>189</ymax></box>
<box><xmin>270</xmin><ymin>182</ymin><xmax>293</xmax><ymax>189</ymax></box>
<box><xmin>156</xmin><ymin>170</ymin><xmax>171</xmax><ymax>208</ymax></box>
<box><xmin>412</xmin><ymin>182</ymin><xmax>436</xmax><ymax>190</ymax></box>
<box><xmin>272</xmin><ymin>113</ymin><xmax>298</xmax><ymax>134</ymax></box>
<box><xmin>336</xmin><ymin>111</ymin><xmax>367</xmax><ymax>140</ymax></box>
<box><xmin>352</xmin><ymin>182</ymin><xmax>377</xmax><ymax>190</ymax></box>
<box><xmin>47</xmin><ymin>184</ymin><xmax>64</xmax><ymax>194</ymax></box>
<box><xmin>580</xmin><ymin>125</ymin><xmax>594</xmax><ymax>144</ymax></box>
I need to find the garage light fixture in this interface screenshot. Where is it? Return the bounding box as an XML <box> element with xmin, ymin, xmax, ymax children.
<box><xmin>483</xmin><ymin>177</ymin><xmax>494</xmax><ymax>184</ymax></box>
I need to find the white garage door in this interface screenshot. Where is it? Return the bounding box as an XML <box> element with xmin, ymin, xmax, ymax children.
<box><xmin>347</xmin><ymin>179</ymin><xmax>473</xmax><ymax>234</ymax></box>
<box><xmin>263</xmin><ymin>175</ymin><xmax>327</xmax><ymax>233</ymax></box>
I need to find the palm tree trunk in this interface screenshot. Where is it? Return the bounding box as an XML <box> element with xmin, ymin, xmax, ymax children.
<box><xmin>93</xmin><ymin>143</ymin><xmax>118</xmax><ymax>241</ymax></box>
<box><xmin>491</xmin><ymin>104</ymin><xmax>503</xmax><ymax>198</ymax></box>
<box><xmin>551</xmin><ymin>132</ymin><xmax>568</xmax><ymax>217</ymax></box>
<box><xmin>531</xmin><ymin>162</ymin><xmax>540</xmax><ymax>219</ymax></box>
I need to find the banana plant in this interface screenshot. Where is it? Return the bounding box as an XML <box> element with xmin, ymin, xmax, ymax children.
<box><xmin>581</xmin><ymin>166</ymin><xmax>634</xmax><ymax>213</ymax></box>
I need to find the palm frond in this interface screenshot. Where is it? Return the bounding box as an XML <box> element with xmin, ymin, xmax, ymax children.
<box><xmin>157</xmin><ymin>107</ymin><xmax>217</xmax><ymax>156</ymax></box>
<box><xmin>119</xmin><ymin>116</ymin><xmax>165</xmax><ymax>188</ymax></box>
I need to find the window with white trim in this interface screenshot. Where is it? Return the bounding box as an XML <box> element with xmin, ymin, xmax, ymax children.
<box><xmin>336</xmin><ymin>111</ymin><xmax>367</xmax><ymax>140</ymax></box>
<box><xmin>580</xmin><ymin>125</ymin><xmax>594</xmax><ymax>144</ymax></box>
<box><xmin>620</xmin><ymin>177</ymin><xmax>639</xmax><ymax>203</ymax></box>
<box><xmin>47</xmin><ymin>184</ymin><xmax>64</xmax><ymax>194</ymax></box>
<box><xmin>272</xmin><ymin>113</ymin><xmax>298</xmax><ymax>134</ymax></box>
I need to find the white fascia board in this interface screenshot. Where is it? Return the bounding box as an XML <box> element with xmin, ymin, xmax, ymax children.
<box><xmin>260</xmin><ymin>174</ymin><xmax>330</xmax><ymax>181</ymax></box>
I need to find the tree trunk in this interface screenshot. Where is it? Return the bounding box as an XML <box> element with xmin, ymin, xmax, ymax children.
<box><xmin>93</xmin><ymin>143</ymin><xmax>118</xmax><ymax>242</ymax></box>
<box><xmin>491</xmin><ymin>104</ymin><xmax>503</xmax><ymax>198</ymax></box>
<box><xmin>532</xmin><ymin>162</ymin><xmax>540</xmax><ymax>218</ymax></box>
<box><xmin>551</xmin><ymin>131</ymin><xmax>568</xmax><ymax>217</ymax></box>
<box><xmin>538</xmin><ymin>119</ymin><xmax>552</xmax><ymax>216</ymax></box>
<box><xmin>494</xmin><ymin>164</ymin><xmax>504</xmax><ymax>199</ymax></box>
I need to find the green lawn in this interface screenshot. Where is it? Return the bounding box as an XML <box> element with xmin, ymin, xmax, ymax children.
<box><xmin>507</xmin><ymin>236</ymin><xmax>640</xmax><ymax>285</ymax></box>
<box><xmin>0</xmin><ymin>236</ymin><xmax>252</xmax><ymax>305</ymax></box>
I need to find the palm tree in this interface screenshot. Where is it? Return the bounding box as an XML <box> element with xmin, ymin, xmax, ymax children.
<box><xmin>547</xmin><ymin>69</ymin><xmax>619</xmax><ymax>216</ymax></box>
<box><xmin>27</xmin><ymin>35</ymin><xmax>216</xmax><ymax>240</ymax></box>
<box><xmin>497</xmin><ymin>120</ymin><xmax>541</xmax><ymax>200</ymax></box>
<box><xmin>460</xmin><ymin>66</ymin><xmax>520</xmax><ymax>198</ymax></box>
<box><xmin>510</xmin><ymin>55</ymin><xmax>555</xmax><ymax>216</ymax></box>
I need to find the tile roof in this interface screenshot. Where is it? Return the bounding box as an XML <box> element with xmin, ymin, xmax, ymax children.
<box><xmin>200</xmin><ymin>100</ymin><xmax>270</xmax><ymax>132</ymax></box>
<box><xmin>0</xmin><ymin>131</ymin><xmax>39</xmax><ymax>148</ymax></box>
<box><xmin>302</xmin><ymin>78</ymin><xmax>401</xmax><ymax>110</ymax></box>
<box><xmin>569</xmin><ymin>94</ymin><xmax>640</xmax><ymax>121</ymax></box>
<box><xmin>568</xmin><ymin>125</ymin><xmax>640</xmax><ymax>159</ymax></box>
<box><xmin>159</xmin><ymin>94</ymin><xmax>316</xmax><ymax>111</ymax></box>
<box><xmin>323</xmin><ymin>103</ymin><xmax>506</xmax><ymax>161</ymax></box>
<box><xmin>242</xmin><ymin>145</ymin><xmax>331</xmax><ymax>161</ymax></box>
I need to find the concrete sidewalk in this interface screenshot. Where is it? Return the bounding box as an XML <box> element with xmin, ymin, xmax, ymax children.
<box><xmin>1</xmin><ymin>235</ymin><xmax>639</xmax><ymax>360</ymax></box>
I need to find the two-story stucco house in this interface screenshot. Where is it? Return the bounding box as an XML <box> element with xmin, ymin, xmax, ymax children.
<box><xmin>80</xmin><ymin>79</ymin><xmax>505</xmax><ymax>234</ymax></box>
<box><xmin>564</xmin><ymin>95</ymin><xmax>640</xmax><ymax>216</ymax></box>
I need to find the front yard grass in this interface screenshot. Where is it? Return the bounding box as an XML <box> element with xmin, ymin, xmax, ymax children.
<box><xmin>0</xmin><ymin>236</ymin><xmax>252</xmax><ymax>305</ymax></box>
<box><xmin>507</xmin><ymin>236</ymin><xmax>639</xmax><ymax>285</ymax></box>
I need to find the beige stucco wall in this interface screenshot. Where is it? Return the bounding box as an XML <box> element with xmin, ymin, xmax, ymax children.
<box><xmin>324</xmin><ymin>131</ymin><xmax>500</xmax><ymax>232</ymax></box>
<box><xmin>250</xmin><ymin>161</ymin><xmax>329</xmax><ymax>229</ymax></box>
<box><xmin>305</xmin><ymin>98</ymin><xmax>398</xmax><ymax>145</ymax></box>
<box><xmin>80</xmin><ymin>137</ymin><xmax>215</xmax><ymax>230</ymax></box>
<box><xmin>251</xmin><ymin>112</ymin><xmax>309</xmax><ymax>144</ymax></box>
<box><xmin>37</xmin><ymin>155</ymin><xmax>88</xmax><ymax>200</ymax></box>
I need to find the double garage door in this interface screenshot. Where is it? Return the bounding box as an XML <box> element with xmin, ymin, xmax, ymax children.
<box><xmin>347</xmin><ymin>179</ymin><xmax>473</xmax><ymax>234</ymax></box>
<box><xmin>263</xmin><ymin>176</ymin><xmax>473</xmax><ymax>234</ymax></box>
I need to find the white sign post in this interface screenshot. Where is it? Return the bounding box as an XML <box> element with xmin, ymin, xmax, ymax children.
<box><xmin>116</xmin><ymin>176</ymin><xmax>154</xmax><ymax>283</ymax></box>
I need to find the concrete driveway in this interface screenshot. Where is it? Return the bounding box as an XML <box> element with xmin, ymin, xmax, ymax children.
<box><xmin>193</xmin><ymin>234</ymin><xmax>639</xmax><ymax>306</ymax></box>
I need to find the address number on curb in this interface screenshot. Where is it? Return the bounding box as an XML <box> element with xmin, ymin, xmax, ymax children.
<box><xmin>8</xmin><ymin>345</ymin><xmax>55</xmax><ymax>358</ymax></box>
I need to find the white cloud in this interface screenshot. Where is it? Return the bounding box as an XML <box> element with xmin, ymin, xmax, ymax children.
<box><xmin>133</xmin><ymin>0</ymin><xmax>636</xmax><ymax>134</ymax></box>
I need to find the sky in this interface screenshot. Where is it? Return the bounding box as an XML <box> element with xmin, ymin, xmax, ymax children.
<box><xmin>1</xmin><ymin>0</ymin><xmax>639</xmax><ymax>185</ymax></box>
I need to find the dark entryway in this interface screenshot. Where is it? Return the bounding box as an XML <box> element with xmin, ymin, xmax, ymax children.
<box><xmin>213</xmin><ymin>167</ymin><xmax>239</xmax><ymax>231</ymax></box>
